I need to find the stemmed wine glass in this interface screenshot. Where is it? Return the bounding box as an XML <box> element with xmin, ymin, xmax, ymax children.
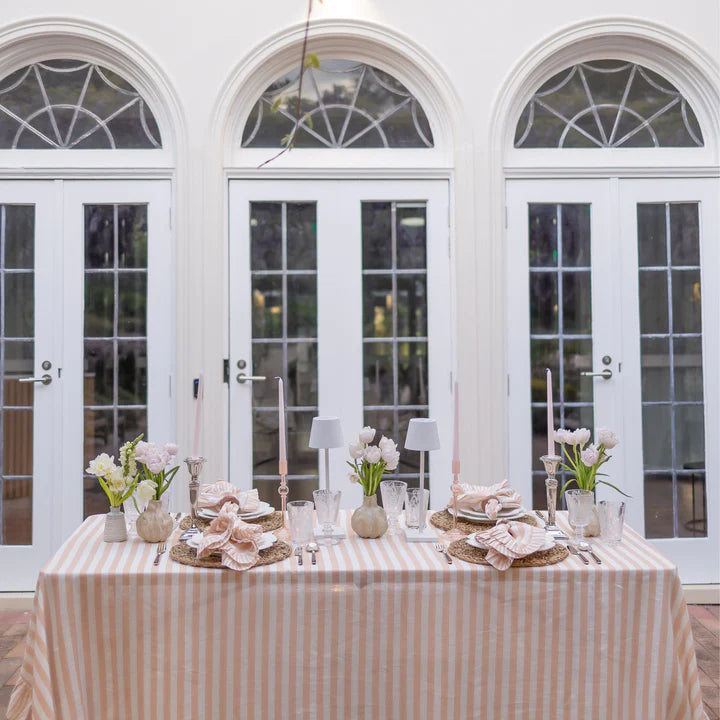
<box><xmin>565</xmin><ymin>489</ymin><xmax>594</xmax><ymax>544</ymax></box>
<box><xmin>380</xmin><ymin>480</ymin><xmax>407</xmax><ymax>535</ymax></box>
<box><xmin>313</xmin><ymin>489</ymin><xmax>342</xmax><ymax>545</ymax></box>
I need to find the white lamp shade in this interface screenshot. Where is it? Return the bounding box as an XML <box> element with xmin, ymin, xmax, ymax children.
<box><xmin>404</xmin><ymin>418</ymin><xmax>441</xmax><ymax>451</ymax></box>
<box><xmin>308</xmin><ymin>416</ymin><xmax>344</xmax><ymax>449</ymax></box>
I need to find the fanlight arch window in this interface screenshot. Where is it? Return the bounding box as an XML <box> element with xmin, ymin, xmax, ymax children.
<box><xmin>242</xmin><ymin>59</ymin><xmax>433</xmax><ymax>149</ymax></box>
<box><xmin>514</xmin><ymin>60</ymin><xmax>704</xmax><ymax>149</ymax></box>
<box><xmin>0</xmin><ymin>59</ymin><xmax>162</xmax><ymax>149</ymax></box>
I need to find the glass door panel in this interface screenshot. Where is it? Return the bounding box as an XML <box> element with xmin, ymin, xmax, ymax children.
<box><xmin>249</xmin><ymin>201</ymin><xmax>319</xmax><ymax>504</ymax></box>
<box><xmin>1</xmin><ymin>205</ymin><xmax>35</xmax><ymax>545</ymax></box>
<box><xmin>83</xmin><ymin>204</ymin><xmax>149</xmax><ymax>518</ymax></box>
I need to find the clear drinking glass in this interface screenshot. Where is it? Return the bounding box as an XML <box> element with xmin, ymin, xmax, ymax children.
<box><xmin>565</xmin><ymin>489</ymin><xmax>594</xmax><ymax>543</ymax></box>
<box><xmin>405</xmin><ymin>488</ymin><xmax>429</xmax><ymax>529</ymax></box>
<box><xmin>288</xmin><ymin>500</ymin><xmax>314</xmax><ymax>548</ymax></box>
<box><xmin>598</xmin><ymin>500</ymin><xmax>626</xmax><ymax>546</ymax></box>
<box><xmin>122</xmin><ymin>495</ymin><xmax>144</xmax><ymax>535</ymax></box>
<box><xmin>380</xmin><ymin>480</ymin><xmax>407</xmax><ymax>535</ymax></box>
<box><xmin>313</xmin><ymin>489</ymin><xmax>341</xmax><ymax>545</ymax></box>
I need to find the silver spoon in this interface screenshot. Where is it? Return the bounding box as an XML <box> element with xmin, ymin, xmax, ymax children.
<box><xmin>306</xmin><ymin>542</ymin><xmax>319</xmax><ymax>565</ymax></box>
<box><xmin>578</xmin><ymin>540</ymin><xmax>602</xmax><ymax>564</ymax></box>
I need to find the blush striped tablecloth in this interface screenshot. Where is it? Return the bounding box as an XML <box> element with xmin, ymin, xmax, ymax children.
<box><xmin>8</xmin><ymin>511</ymin><xmax>706</xmax><ymax>720</ymax></box>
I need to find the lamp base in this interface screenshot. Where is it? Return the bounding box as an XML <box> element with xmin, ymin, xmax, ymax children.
<box><xmin>403</xmin><ymin>525</ymin><xmax>439</xmax><ymax>543</ymax></box>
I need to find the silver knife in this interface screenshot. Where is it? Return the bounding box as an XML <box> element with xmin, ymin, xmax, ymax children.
<box><xmin>566</xmin><ymin>543</ymin><xmax>589</xmax><ymax>565</ymax></box>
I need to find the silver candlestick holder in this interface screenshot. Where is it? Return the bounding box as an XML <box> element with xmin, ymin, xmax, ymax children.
<box><xmin>184</xmin><ymin>456</ymin><xmax>205</xmax><ymax>537</ymax></box>
<box><xmin>540</xmin><ymin>454</ymin><xmax>562</xmax><ymax>527</ymax></box>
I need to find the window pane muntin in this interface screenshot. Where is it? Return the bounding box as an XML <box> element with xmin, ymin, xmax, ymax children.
<box><xmin>637</xmin><ymin>202</ymin><xmax>706</xmax><ymax>538</ymax></box>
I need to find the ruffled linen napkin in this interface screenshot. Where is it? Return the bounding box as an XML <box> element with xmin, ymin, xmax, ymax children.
<box><xmin>474</xmin><ymin>521</ymin><xmax>548</xmax><ymax>570</ymax></box>
<box><xmin>197</xmin><ymin>501</ymin><xmax>263</xmax><ymax>571</ymax></box>
<box><xmin>198</xmin><ymin>481</ymin><xmax>260</xmax><ymax>513</ymax></box>
<box><xmin>449</xmin><ymin>479</ymin><xmax>522</xmax><ymax>519</ymax></box>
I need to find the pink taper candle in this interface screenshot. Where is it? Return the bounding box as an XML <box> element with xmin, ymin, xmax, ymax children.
<box><xmin>192</xmin><ymin>373</ymin><xmax>203</xmax><ymax>458</ymax></box>
<box><xmin>452</xmin><ymin>381</ymin><xmax>460</xmax><ymax>475</ymax></box>
<box><xmin>546</xmin><ymin>368</ymin><xmax>554</xmax><ymax>456</ymax></box>
<box><xmin>277</xmin><ymin>377</ymin><xmax>287</xmax><ymax>476</ymax></box>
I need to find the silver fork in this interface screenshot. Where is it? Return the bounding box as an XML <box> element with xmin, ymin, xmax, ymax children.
<box><xmin>153</xmin><ymin>541</ymin><xmax>167</xmax><ymax>566</ymax></box>
<box><xmin>433</xmin><ymin>542</ymin><xmax>452</xmax><ymax>565</ymax></box>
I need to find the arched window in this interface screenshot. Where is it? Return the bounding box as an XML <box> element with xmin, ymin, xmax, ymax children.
<box><xmin>0</xmin><ymin>59</ymin><xmax>162</xmax><ymax>149</ymax></box>
<box><xmin>514</xmin><ymin>60</ymin><xmax>703</xmax><ymax>148</ymax></box>
<box><xmin>241</xmin><ymin>59</ymin><xmax>433</xmax><ymax>149</ymax></box>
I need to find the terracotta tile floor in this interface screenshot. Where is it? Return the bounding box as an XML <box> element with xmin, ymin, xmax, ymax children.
<box><xmin>0</xmin><ymin>606</ymin><xmax>718</xmax><ymax>718</ymax></box>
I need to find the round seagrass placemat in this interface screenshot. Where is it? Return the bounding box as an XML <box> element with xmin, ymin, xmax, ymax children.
<box><xmin>179</xmin><ymin>511</ymin><xmax>283</xmax><ymax>533</ymax></box>
<box><xmin>169</xmin><ymin>539</ymin><xmax>292</xmax><ymax>569</ymax></box>
<box><xmin>430</xmin><ymin>509</ymin><xmax>540</xmax><ymax>534</ymax></box>
<box><xmin>447</xmin><ymin>538</ymin><xmax>569</xmax><ymax>567</ymax></box>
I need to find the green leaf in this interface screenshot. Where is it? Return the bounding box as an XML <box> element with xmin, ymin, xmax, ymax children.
<box><xmin>559</xmin><ymin>477</ymin><xmax>576</xmax><ymax>498</ymax></box>
<box><xmin>269</xmin><ymin>96</ymin><xmax>283</xmax><ymax>113</ymax></box>
<box><xmin>302</xmin><ymin>113</ymin><xmax>313</xmax><ymax>130</ymax></box>
<box><xmin>596</xmin><ymin>480</ymin><xmax>632</xmax><ymax>497</ymax></box>
<box><xmin>304</xmin><ymin>53</ymin><xmax>320</xmax><ymax>70</ymax></box>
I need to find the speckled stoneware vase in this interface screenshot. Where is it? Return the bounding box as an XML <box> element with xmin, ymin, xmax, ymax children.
<box><xmin>351</xmin><ymin>494</ymin><xmax>388</xmax><ymax>539</ymax></box>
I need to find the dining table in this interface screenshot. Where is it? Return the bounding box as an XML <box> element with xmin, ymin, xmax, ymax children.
<box><xmin>7</xmin><ymin>510</ymin><xmax>706</xmax><ymax>720</ymax></box>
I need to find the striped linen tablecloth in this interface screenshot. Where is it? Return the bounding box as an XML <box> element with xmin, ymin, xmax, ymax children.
<box><xmin>8</xmin><ymin>511</ymin><xmax>706</xmax><ymax>720</ymax></box>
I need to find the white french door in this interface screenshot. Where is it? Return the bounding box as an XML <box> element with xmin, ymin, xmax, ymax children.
<box><xmin>0</xmin><ymin>179</ymin><xmax>173</xmax><ymax>590</ymax></box>
<box><xmin>506</xmin><ymin>177</ymin><xmax>719</xmax><ymax>583</ymax></box>
<box><xmin>228</xmin><ymin>179</ymin><xmax>452</xmax><ymax>508</ymax></box>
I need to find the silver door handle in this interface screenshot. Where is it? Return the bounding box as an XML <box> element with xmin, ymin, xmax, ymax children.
<box><xmin>236</xmin><ymin>374</ymin><xmax>266</xmax><ymax>384</ymax></box>
<box><xmin>580</xmin><ymin>369</ymin><xmax>612</xmax><ymax>380</ymax></box>
<box><xmin>19</xmin><ymin>374</ymin><xmax>52</xmax><ymax>385</ymax></box>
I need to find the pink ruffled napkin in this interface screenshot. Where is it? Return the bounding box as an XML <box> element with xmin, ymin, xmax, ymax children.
<box><xmin>474</xmin><ymin>521</ymin><xmax>548</xmax><ymax>570</ymax></box>
<box><xmin>198</xmin><ymin>481</ymin><xmax>260</xmax><ymax>513</ymax></box>
<box><xmin>450</xmin><ymin>479</ymin><xmax>522</xmax><ymax>519</ymax></box>
<box><xmin>197</xmin><ymin>501</ymin><xmax>263</xmax><ymax>571</ymax></box>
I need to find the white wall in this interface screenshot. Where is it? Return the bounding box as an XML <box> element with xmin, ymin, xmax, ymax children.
<box><xmin>0</xmin><ymin>1</ymin><xmax>717</xmax><ymax>486</ymax></box>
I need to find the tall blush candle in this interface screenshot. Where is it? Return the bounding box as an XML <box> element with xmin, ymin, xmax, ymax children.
<box><xmin>192</xmin><ymin>373</ymin><xmax>204</xmax><ymax>458</ymax></box>
<box><xmin>452</xmin><ymin>381</ymin><xmax>460</xmax><ymax>475</ymax></box>
<box><xmin>546</xmin><ymin>368</ymin><xmax>554</xmax><ymax>457</ymax></box>
<box><xmin>277</xmin><ymin>377</ymin><xmax>287</xmax><ymax>475</ymax></box>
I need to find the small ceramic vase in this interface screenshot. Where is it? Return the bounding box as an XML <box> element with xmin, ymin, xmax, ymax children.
<box><xmin>351</xmin><ymin>494</ymin><xmax>388</xmax><ymax>539</ymax></box>
<box><xmin>103</xmin><ymin>506</ymin><xmax>127</xmax><ymax>543</ymax></box>
<box><xmin>136</xmin><ymin>499</ymin><xmax>173</xmax><ymax>543</ymax></box>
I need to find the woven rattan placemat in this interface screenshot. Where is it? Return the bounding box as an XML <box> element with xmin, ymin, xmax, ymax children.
<box><xmin>169</xmin><ymin>539</ymin><xmax>292</xmax><ymax>569</ymax></box>
<box><xmin>179</xmin><ymin>511</ymin><xmax>283</xmax><ymax>533</ymax></box>
<box><xmin>430</xmin><ymin>509</ymin><xmax>540</xmax><ymax>534</ymax></box>
<box><xmin>447</xmin><ymin>537</ymin><xmax>569</xmax><ymax>567</ymax></box>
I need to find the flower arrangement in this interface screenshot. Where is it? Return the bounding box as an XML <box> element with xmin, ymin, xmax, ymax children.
<box><xmin>86</xmin><ymin>434</ymin><xmax>143</xmax><ymax>507</ymax></box>
<box><xmin>134</xmin><ymin>441</ymin><xmax>180</xmax><ymax>504</ymax></box>
<box><xmin>347</xmin><ymin>426</ymin><xmax>400</xmax><ymax>497</ymax></box>
<box><xmin>553</xmin><ymin>427</ymin><xmax>629</xmax><ymax>497</ymax></box>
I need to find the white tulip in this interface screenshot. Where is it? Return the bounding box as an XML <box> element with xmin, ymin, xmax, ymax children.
<box><xmin>349</xmin><ymin>441</ymin><xmax>365</xmax><ymax>459</ymax></box>
<box><xmin>597</xmin><ymin>428</ymin><xmax>619</xmax><ymax>449</ymax></box>
<box><xmin>136</xmin><ymin>479</ymin><xmax>157</xmax><ymax>504</ymax></box>
<box><xmin>553</xmin><ymin>428</ymin><xmax>572</xmax><ymax>444</ymax></box>
<box><xmin>358</xmin><ymin>426</ymin><xmax>376</xmax><ymax>444</ymax></box>
<box><xmin>107</xmin><ymin>467</ymin><xmax>126</xmax><ymax>493</ymax></box>
<box><xmin>384</xmin><ymin>451</ymin><xmax>400</xmax><ymax>471</ymax></box>
<box><xmin>581</xmin><ymin>444</ymin><xmax>600</xmax><ymax>467</ymax></box>
<box><xmin>348</xmin><ymin>472</ymin><xmax>359</xmax><ymax>484</ymax></box>
<box><xmin>378</xmin><ymin>435</ymin><xmax>396</xmax><ymax>452</ymax></box>
<box><xmin>569</xmin><ymin>428</ymin><xmax>591</xmax><ymax>446</ymax></box>
<box><xmin>364</xmin><ymin>446</ymin><xmax>382</xmax><ymax>464</ymax></box>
